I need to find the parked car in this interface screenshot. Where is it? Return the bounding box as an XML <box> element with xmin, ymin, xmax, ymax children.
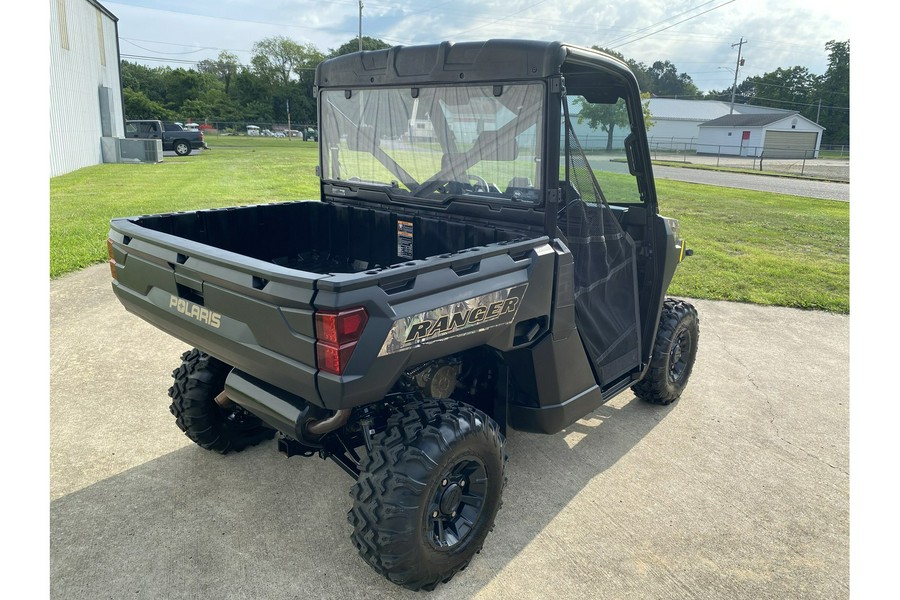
<box><xmin>125</xmin><ymin>120</ymin><xmax>207</xmax><ymax>156</ymax></box>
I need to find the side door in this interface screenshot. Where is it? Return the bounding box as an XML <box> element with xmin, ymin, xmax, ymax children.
<box><xmin>142</xmin><ymin>121</ymin><xmax>161</xmax><ymax>140</ymax></box>
<box><xmin>555</xmin><ymin>63</ymin><xmax>651</xmax><ymax>388</ymax></box>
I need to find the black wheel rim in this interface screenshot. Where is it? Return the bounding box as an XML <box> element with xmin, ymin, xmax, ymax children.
<box><xmin>426</xmin><ymin>458</ymin><xmax>487</xmax><ymax>549</ymax></box>
<box><xmin>668</xmin><ymin>327</ymin><xmax>692</xmax><ymax>383</ymax></box>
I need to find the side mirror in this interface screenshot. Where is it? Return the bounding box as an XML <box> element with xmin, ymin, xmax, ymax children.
<box><xmin>624</xmin><ymin>133</ymin><xmax>644</xmax><ymax>176</ymax></box>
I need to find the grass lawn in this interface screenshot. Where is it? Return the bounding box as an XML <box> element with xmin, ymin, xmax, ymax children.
<box><xmin>659</xmin><ymin>181</ymin><xmax>848</xmax><ymax>313</ymax></box>
<box><xmin>49</xmin><ymin>137</ymin><xmax>321</xmax><ymax>278</ymax></box>
<box><xmin>50</xmin><ymin>139</ymin><xmax>849</xmax><ymax>313</ymax></box>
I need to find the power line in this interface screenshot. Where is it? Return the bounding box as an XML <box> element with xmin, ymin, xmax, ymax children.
<box><xmin>123</xmin><ymin>39</ymin><xmax>212</xmax><ymax>55</ymax></box>
<box><xmin>601</xmin><ymin>0</ymin><xmax>723</xmax><ymax>48</ymax></box>
<box><xmin>745</xmin><ymin>95</ymin><xmax>849</xmax><ymax>112</ymax></box>
<box><xmin>745</xmin><ymin>80</ymin><xmax>850</xmax><ymax>96</ymax></box>
<box><xmin>121</xmin><ymin>53</ymin><xmax>202</xmax><ymax>65</ymax></box>
<box><xmin>610</xmin><ymin>0</ymin><xmax>739</xmax><ymax>50</ymax></box>
<box><xmin>448</xmin><ymin>0</ymin><xmax>551</xmax><ymax>38</ymax></box>
<box><xmin>108</xmin><ymin>1</ymin><xmax>412</xmax><ymax>45</ymax></box>
<box><xmin>121</xmin><ymin>36</ymin><xmax>252</xmax><ymax>55</ymax></box>
<box><xmin>120</xmin><ymin>53</ymin><xmax>319</xmax><ymax>71</ymax></box>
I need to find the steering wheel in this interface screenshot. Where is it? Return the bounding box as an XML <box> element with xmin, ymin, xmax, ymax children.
<box><xmin>468</xmin><ymin>174</ymin><xmax>489</xmax><ymax>192</ymax></box>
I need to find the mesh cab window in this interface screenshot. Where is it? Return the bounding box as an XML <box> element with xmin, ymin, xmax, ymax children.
<box><xmin>320</xmin><ymin>84</ymin><xmax>544</xmax><ymax>204</ymax></box>
<box><xmin>560</xmin><ymin>95</ymin><xmax>643</xmax><ymax>204</ymax></box>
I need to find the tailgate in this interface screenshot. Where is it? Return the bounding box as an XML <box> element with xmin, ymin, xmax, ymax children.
<box><xmin>108</xmin><ymin>217</ymin><xmax>326</xmax><ymax>405</ymax></box>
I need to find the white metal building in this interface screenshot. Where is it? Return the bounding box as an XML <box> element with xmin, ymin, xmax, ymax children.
<box><xmin>49</xmin><ymin>0</ymin><xmax>124</xmax><ymax>177</ymax></box>
<box><xmin>566</xmin><ymin>97</ymin><xmax>801</xmax><ymax>153</ymax></box>
<box><xmin>697</xmin><ymin>112</ymin><xmax>825</xmax><ymax>158</ymax></box>
<box><xmin>645</xmin><ymin>99</ymin><xmax>793</xmax><ymax>151</ymax></box>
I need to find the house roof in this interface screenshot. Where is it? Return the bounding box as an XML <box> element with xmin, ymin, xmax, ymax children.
<box><xmin>700</xmin><ymin>112</ymin><xmax>803</xmax><ymax>128</ymax></box>
<box><xmin>86</xmin><ymin>0</ymin><xmax>118</xmax><ymax>22</ymax></box>
<box><xmin>646</xmin><ymin>98</ymin><xmax>792</xmax><ymax>122</ymax></box>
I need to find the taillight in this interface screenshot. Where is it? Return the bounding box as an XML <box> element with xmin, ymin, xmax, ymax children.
<box><xmin>199</xmin><ymin>130</ymin><xmax>204</xmax><ymax>141</ymax></box>
<box><xmin>107</xmin><ymin>238</ymin><xmax>117</xmax><ymax>280</ymax></box>
<box><xmin>315</xmin><ymin>307</ymin><xmax>368</xmax><ymax>375</ymax></box>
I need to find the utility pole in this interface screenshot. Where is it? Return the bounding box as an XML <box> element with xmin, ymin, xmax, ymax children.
<box><xmin>358</xmin><ymin>1</ymin><xmax>364</xmax><ymax>52</ymax></box>
<box><xmin>730</xmin><ymin>37</ymin><xmax>747</xmax><ymax>115</ymax></box>
<box><xmin>286</xmin><ymin>98</ymin><xmax>291</xmax><ymax>142</ymax></box>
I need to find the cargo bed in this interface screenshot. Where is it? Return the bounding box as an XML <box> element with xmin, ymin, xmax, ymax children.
<box><xmin>109</xmin><ymin>200</ymin><xmax>553</xmax><ymax>410</ymax></box>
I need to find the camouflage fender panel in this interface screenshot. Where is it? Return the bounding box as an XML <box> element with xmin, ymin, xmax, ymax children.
<box><xmin>378</xmin><ymin>284</ymin><xmax>528</xmax><ymax>356</ymax></box>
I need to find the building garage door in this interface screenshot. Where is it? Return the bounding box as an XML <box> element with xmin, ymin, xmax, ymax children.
<box><xmin>763</xmin><ymin>131</ymin><xmax>818</xmax><ymax>159</ymax></box>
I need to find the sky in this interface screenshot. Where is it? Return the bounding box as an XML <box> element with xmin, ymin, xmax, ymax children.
<box><xmin>106</xmin><ymin>0</ymin><xmax>850</xmax><ymax>95</ymax></box>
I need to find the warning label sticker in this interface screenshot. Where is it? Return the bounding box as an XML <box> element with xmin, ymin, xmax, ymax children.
<box><xmin>397</xmin><ymin>220</ymin><xmax>414</xmax><ymax>259</ymax></box>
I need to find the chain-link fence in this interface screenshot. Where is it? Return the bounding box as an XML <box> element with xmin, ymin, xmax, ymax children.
<box><xmin>635</xmin><ymin>137</ymin><xmax>849</xmax><ymax>181</ymax></box>
<box><xmin>194</xmin><ymin>121</ymin><xmax>318</xmax><ymax>139</ymax></box>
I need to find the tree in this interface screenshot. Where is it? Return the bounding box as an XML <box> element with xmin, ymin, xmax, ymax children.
<box><xmin>573</xmin><ymin>92</ymin><xmax>654</xmax><ymax>151</ymax></box>
<box><xmin>646</xmin><ymin>60</ymin><xmax>700</xmax><ymax>98</ymax></box>
<box><xmin>250</xmin><ymin>36</ymin><xmax>324</xmax><ymax>124</ymax></box>
<box><xmin>329</xmin><ymin>36</ymin><xmax>391</xmax><ymax>57</ymax></box>
<box><xmin>180</xmin><ymin>89</ymin><xmax>242</xmax><ymax>123</ymax></box>
<box><xmin>197</xmin><ymin>51</ymin><xmax>240</xmax><ymax>94</ymax></box>
<box><xmin>817</xmin><ymin>40</ymin><xmax>849</xmax><ymax>144</ymax></box>
<box><xmin>251</xmin><ymin>36</ymin><xmax>322</xmax><ymax>86</ymax></box>
<box><xmin>703</xmin><ymin>40</ymin><xmax>849</xmax><ymax>144</ymax></box>
<box><xmin>586</xmin><ymin>47</ymin><xmax>698</xmax><ymax>97</ymax></box>
<box><xmin>121</xmin><ymin>61</ymin><xmax>168</xmax><ymax>104</ymax></box>
<box><xmin>123</xmin><ymin>88</ymin><xmax>174</xmax><ymax>120</ymax></box>
<box><xmin>574</xmin><ymin>97</ymin><xmax>630</xmax><ymax>151</ymax></box>
<box><xmin>159</xmin><ymin>68</ymin><xmax>217</xmax><ymax>112</ymax></box>
<box><xmin>230</xmin><ymin>69</ymin><xmax>275</xmax><ymax>120</ymax></box>
<box><xmin>588</xmin><ymin>46</ymin><xmax>652</xmax><ymax>93</ymax></box>
<box><xmin>740</xmin><ymin>66</ymin><xmax>820</xmax><ymax>116</ymax></box>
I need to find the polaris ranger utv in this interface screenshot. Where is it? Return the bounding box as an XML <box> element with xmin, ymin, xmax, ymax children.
<box><xmin>108</xmin><ymin>40</ymin><xmax>698</xmax><ymax>591</ymax></box>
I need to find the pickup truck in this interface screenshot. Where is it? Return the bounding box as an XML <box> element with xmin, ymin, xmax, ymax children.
<box><xmin>108</xmin><ymin>40</ymin><xmax>698</xmax><ymax>591</ymax></box>
<box><xmin>124</xmin><ymin>119</ymin><xmax>207</xmax><ymax>156</ymax></box>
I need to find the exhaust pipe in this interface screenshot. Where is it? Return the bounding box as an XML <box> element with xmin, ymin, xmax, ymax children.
<box><xmin>307</xmin><ymin>409</ymin><xmax>352</xmax><ymax>435</ymax></box>
<box><xmin>223</xmin><ymin>369</ymin><xmax>350</xmax><ymax>441</ymax></box>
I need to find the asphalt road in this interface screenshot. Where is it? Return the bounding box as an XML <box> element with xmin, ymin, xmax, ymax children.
<box><xmin>587</xmin><ymin>157</ymin><xmax>850</xmax><ymax>202</ymax></box>
<box><xmin>50</xmin><ymin>264</ymin><xmax>849</xmax><ymax>600</ymax></box>
<box><xmin>653</xmin><ymin>165</ymin><xmax>850</xmax><ymax>202</ymax></box>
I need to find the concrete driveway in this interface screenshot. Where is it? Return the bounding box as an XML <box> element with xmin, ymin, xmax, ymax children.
<box><xmin>50</xmin><ymin>265</ymin><xmax>849</xmax><ymax>599</ymax></box>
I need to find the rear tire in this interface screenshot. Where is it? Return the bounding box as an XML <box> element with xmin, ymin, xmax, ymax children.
<box><xmin>348</xmin><ymin>399</ymin><xmax>507</xmax><ymax>591</ymax></box>
<box><xmin>168</xmin><ymin>349</ymin><xmax>275</xmax><ymax>454</ymax></box>
<box><xmin>173</xmin><ymin>140</ymin><xmax>192</xmax><ymax>156</ymax></box>
<box><xmin>632</xmin><ymin>298</ymin><xmax>699</xmax><ymax>405</ymax></box>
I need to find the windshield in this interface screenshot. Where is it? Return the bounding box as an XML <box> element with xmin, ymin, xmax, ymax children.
<box><xmin>320</xmin><ymin>83</ymin><xmax>544</xmax><ymax>204</ymax></box>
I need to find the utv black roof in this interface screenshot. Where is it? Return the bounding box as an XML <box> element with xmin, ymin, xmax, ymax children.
<box><xmin>314</xmin><ymin>39</ymin><xmax>638</xmax><ymax>96</ymax></box>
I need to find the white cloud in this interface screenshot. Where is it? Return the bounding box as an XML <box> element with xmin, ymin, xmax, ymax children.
<box><xmin>106</xmin><ymin>0</ymin><xmax>849</xmax><ymax>92</ymax></box>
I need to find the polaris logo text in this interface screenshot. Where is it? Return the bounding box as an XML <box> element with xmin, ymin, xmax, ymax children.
<box><xmin>169</xmin><ymin>295</ymin><xmax>221</xmax><ymax>328</ymax></box>
<box><xmin>405</xmin><ymin>297</ymin><xmax>520</xmax><ymax>343</ymax></box>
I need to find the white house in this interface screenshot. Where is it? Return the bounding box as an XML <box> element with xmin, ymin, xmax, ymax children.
<box><xmin>645</xmin><ymin>99</ymin><xmax>793</xmax><ymax>151</ymax></box>
<box><xmin>697</xmin><ymin>112</ymin><xmax>825</xmax><ymax>158</ymax></box>
<box><xmin>566</xmin><ymin>97</ymin><xmax>802</xmax><ymax>153</ymax></box>
<box><xmin>50</xmin><ymin>0</ymin><xmax>124</xmax><ymax>177</ymax></box>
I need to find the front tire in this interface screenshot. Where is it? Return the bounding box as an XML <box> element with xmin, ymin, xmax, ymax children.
<box><xmin>632</xmin><ymin>298</ymin><xmax>699</xmax><ymax>405</ymax></box>
<box><xmin>168</xmin><ymin>349</ymin><xmax>275</xmax><ymax>453</ymax></box>
<box><xmin>348</xmin><ymin>399</ymin><xmax>507</xmax><ymax>591</ymax></box>
<box><xmin>173</xmin><ymin>140</ymin><xmax>192</xmax><ymax>156</ymax></box>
